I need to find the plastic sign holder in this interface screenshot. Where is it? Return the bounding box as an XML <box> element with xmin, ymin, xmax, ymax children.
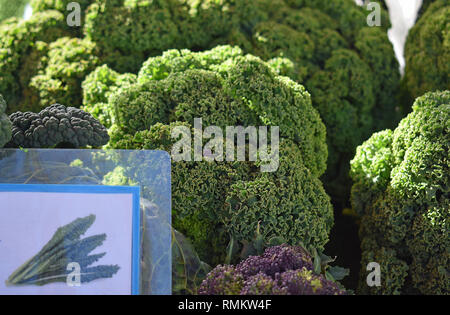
<box><xmin>0</xmin><ymin>149</ymin><xmax>171</xmax><ymax>295</ymax></box>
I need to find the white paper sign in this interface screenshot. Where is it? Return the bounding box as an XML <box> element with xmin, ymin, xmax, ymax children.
<box><xmin>0</xmin><ymin>184</ymin><xmax>140</xmax><ymax>295</ymax></box>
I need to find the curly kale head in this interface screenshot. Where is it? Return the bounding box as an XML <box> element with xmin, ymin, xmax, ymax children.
<box><xmin>350</xmin><ymin>91</ymin><xmax>450</xmax><ymax>295</ymax></box>
<box><xmin>30</xmin><ymin>37</ymin><xmax>100</xmax><ymax>109</ymax></box>
<box><xmin>7</xmin><ymin>104</ymin><xmax>110</xmax><ymax>148</ymax></box>
<box><xmin>83</xmin><ymin>46</ymin><xmax>333</xmax><ymax>265</ymax></box>
<box><xmin>0</xmin><ymin>94</ymin><xmax>12</xmax><ymax>148</ymax></box>
<box><xmin>198</xmin><ymin>244</ymin><xmax>347</xmax><ymax>295</ymax></box>
<box><xmin>83</xmin><ymin>0</ymin><xmax>196</xmax><ymax>73</ymax></box>
<box><xmin>0</xmin><ymin>7</ymin><xmax>97</xmax><ymax>113</ymax></box>
<box><xmin>0</xmin><ymin>10</ymin><xmax>75</xmax><ymax>113</ymax></box>
<box><xmin>186</xmin><ymin>0</ymin><xmax>399</xmax><ymax>201</ymax></box>
<box><xmin>82</xmin><ymin>64</ymin><xmax>137</xmax><ymax>129</ymax></box>
<box><xmin>404</xmin><ymin>0</ymin><xmax>449</xmax><ymax>101</ymax></box>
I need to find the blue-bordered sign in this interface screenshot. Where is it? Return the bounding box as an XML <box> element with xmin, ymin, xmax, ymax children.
<box><xmin>0</xmin><ymin>184</ymin><xmax>140</xmax><ymax>295</ymax></box>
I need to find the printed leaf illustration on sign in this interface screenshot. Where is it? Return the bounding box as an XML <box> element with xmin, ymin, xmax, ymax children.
<box><xmin>6</xmin><ymin>214</ymin><xmax>120</xmax><ymax>286</ymax></box>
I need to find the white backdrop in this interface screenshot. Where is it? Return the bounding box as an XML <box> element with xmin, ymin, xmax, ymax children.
<box><xmin>385</xmin><ymin>0</ymin><xmax>422</xmax><ymax>73</ymax></box>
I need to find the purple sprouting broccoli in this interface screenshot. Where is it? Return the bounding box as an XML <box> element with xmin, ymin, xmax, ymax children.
<box><xmin>197</xmin><ymin>265</ymin><xmax>245</xmax><ymax>295</ymax></box>
<box><xmin>274</xmin><ymin>270</ymin><xmax>345</xmax><ymax>295</ymax></box>
<box><xmin>199</xmin><ymin>244</ymin><xmax>347</xmax><ymax>295</ymax></box>
<box><xmin>236</xmin><ymin>245</ymin><xmax>313</xmax><ymax>278</ymax></box>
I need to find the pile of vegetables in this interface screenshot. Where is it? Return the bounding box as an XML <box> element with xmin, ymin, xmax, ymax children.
<box><xmin>0</xmin><ymin>0</ymin><xmax>401</xmax><ymax>203</ymax></box>
<box><xmin>0</xmin><ymin>0</ymin><xmax>447</xmax><ymax>295</ymax></box>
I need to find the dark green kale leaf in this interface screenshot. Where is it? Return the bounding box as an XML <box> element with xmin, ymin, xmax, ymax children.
<box><xmin>7</xmin><ymin>104</ymin><xmax>110</xmax><ymax>149</ymax></box>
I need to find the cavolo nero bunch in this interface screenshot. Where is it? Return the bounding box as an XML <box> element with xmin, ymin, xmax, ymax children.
<box><xmin>83</xmin><ymin>45</ymin><xmax>333</xmax><ymax>266</ymax></box>
<box><xmin>6</xmin><ymin>104</ymin><xmax>110</xmax><ymax>149</ymax></box>
<box><xmin>199</xmin><ymin>244</ymin><xmax>347</xmax><ymax>295</ymax></box>
<box><xmin>350</xmin><ymin>91</ymin><xmax>449</xmax><ymax>295</ymax></box>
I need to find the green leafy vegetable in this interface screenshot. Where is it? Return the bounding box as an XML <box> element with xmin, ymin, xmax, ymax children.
<box><xmin>0</xmin><ymin>0</ymin><xmax>400</xmax><ymax>204</ymax></box>
<box><xmin>404</xmin><ymin>0</ymin><xmax>449</xmax><ymax>104</ymax></box>
<box><xmin>6</xmin><ymin>104</ymin><xmax>110</xmax><ymax>149</ymax></box>
<box><xmin>172</xmin><ymin>229</ymin><xmax>211</xmax><ymax>295</ymax></box>
<box><xmin>87</xmin><ymin>46</ymin><xmax>333</xmax><ymax>266</ymax></box>
<box><xmin>350</xmin><ymin>91</ymin><xmax>449</xmax><ymax>295</ymax></box>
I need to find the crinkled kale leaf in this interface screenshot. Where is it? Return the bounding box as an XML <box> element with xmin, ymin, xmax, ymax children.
<box><xmin>350</xmin><ymin>91</ymin><xmax>449</xmax><ymax>295</ymax></box>
<box><xmin>7</xmin><ymin>104</ymin><xmax>109</xmax><ymax>148</ymax></box>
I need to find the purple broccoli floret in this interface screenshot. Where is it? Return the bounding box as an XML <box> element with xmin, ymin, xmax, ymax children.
<box><xmin>236</xmin><ymin>244</ymin><xmax>313</xmax><ymax>278</ymax></box>
<box><xmin>240</xmin><ymin>273</ymin><xmax>285</xmax><ymax>295</ymax></box>
<box><xmin>199</xmin><ymin>244</ymin><xmax>347</xmax><ymax>295</ymax></box>
<box><xmin>274</xmin><ymin>269</ymin><xmax>344</xmax><ymax>295</ymax></box>
<box><xmin>198</xmin><ymin>265</ymin><xmax>244</xmax><ymax>295</ymax></box>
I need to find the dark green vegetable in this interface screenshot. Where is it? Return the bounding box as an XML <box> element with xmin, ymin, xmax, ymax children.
<box><xmin>0</xmin><ymin>10</ymin><xmax>72</xmax><ymax>113</ymax></box>
<box><xmin>0</xmin><ymin>94</ymin><xmax>12</xmax><ymax>148</ymax></box>
<box><xmin>404</xmin><ymin>0</ymin><xmax>449</xmax><ymax>103</ymax></box>
<box><xmin>88</xmin><ymin>46</ymin><xmax>333</xmax><ymax>266</ymax></box>
<box><xmin>81</xmin><ymin>0</ymin><xmax>399</xmax><ymax>202</ymax></box>
<box><xmin>7</xmin><ymin>104</ymin><xmax>110</xmax><ymax>148</ymax></box>
<box><xmin>6</xmin><ymin>214</ymin><xmax>120</xmax><ymax>286</ymax></box>
<box><xmin>350</xmin><ymin>91</ymin><xmax>449</xmax><ymax>295</ymax></box>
